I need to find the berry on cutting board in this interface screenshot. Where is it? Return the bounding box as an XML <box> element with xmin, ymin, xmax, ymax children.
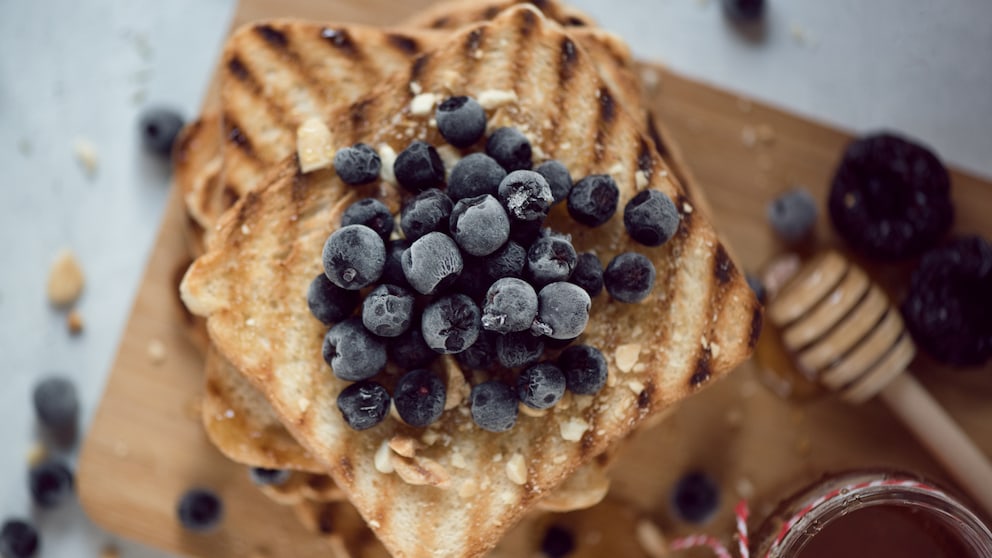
<box><xmin>671</xmin><ymin>471</ymin><xmax>720</xmax><ymax>524</ymax></box>
<box><xmin>333</xmin><ymin>143</ymin><xmax>381</xmax><ymax>185</ymax></box>
<box><xmin>337</xmin><ymin>380</ymin><xmax>391</xmax><ymax>430</ymax></box>
<box><xmin>470</xmin><ymin>380</ymin><xmax>519</xmax><ymax>432</ymax></box>
<box><xmin>828</xmin><ymin>132</ymin><xmax>953</xmax><ymax>260</ymax></box>
<box><xmin>139</xmin><ymin>107</ymin><xmax>185</xmax><ymax>156</ymax></box>
<box><xmin>28</xmin><ymin>459</ymin><xmax>74</xmax><ymax>509</ymax></box>
<box><xmin>435</xmin><ymin>96</ymin><xmax>487</xmax><ymax>148</ymax></box>
<box><xmin>766</xmin><ymin>187</ymin><xmax>817</xmax><ymax>244</ymax></box>
<box><xmin>540</xmin><ymin>524</ymin><xmax>575</xmax><ymax>558</ymax></box>
<box><xmin>177</xmin><ymin>488</ymin><xmax>224</xmax><ymax>532</ymax></box>
<box><xmin>32</xmin><ymin>376</ymin><xmax>79</xmax><ymax>441</ymax></box>
<box><xmin>722</xmin><ymin>0</ymin><xmax>765</xmax><ymax>21</ymax></box>
<box><xmin>0</xmin><ymin>519</ymin><xmax>39</xmax><ymax>558</ymax></box>
<box><xmin>393</xmin><ymin>369</ymin><xmax>447</xmax><ymax>428</ymax></box>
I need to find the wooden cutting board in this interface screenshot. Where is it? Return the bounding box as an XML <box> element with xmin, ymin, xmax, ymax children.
<box><xmin>77</xmin><ymin>0</ymin><xmax>992</xmax><ymax>556</ymax></box>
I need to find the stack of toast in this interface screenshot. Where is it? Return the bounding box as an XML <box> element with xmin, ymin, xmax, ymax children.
<box><xmin>175</xmin><ymin>1</ymin><xmax>761</xmax><ymax>556</ymax></box>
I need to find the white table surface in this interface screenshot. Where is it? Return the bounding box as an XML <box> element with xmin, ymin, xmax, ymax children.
<box><xmin>0</xmin><ymin>0</ymin><xmax>989</xmax><ymax>556</ymax></box>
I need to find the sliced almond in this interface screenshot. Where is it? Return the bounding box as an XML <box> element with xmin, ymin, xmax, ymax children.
<box><xmin>391</xmin><ymin>454</ymin><xmax>451</xmax><ymax>488</ymax></box>
<box><xmin>388</xmin><ymin>435</ymin><xmax>421</xmax><ymax>458</ymax></box>
<box><xmin>615</xmin><ymin>343</ymin><xmax>641</xmax><ymax>372</ymax></box>
<box><xmin>477</xmin><ymin>89</ymin><xmax>518</xmax><ymax>109</ymax></box>
<box><xmin>559</xmin><ymin>417</ymin><xmax>590</xmax><ymax>442</ymax></box>
<box><xmin>442</xmin><ymin>356</ymin><xmax>469</xmax><ymax>410</ymax></box>
<box><xmin>374</xmin><ymin>439</ymin><xmax>394</xmax><ymax>474</ymax></box>
<box><xmin>505</xmin><ymin>453</ymin><xmax>528</xmax><ymax>486</ymax></box>
<box><xmin>296</xmin><ymin>117</ymin><xmax>333</xmax><ymax>173</ymax></box>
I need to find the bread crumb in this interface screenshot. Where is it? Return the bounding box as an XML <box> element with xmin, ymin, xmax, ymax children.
<box><xmin>66</xmin><ymin>309</ymin><xmax>84</xmax><ymax>334</ymax></box>
<box><xmin>369</xmin><ymin>519</ymin><xmax>381</xmax><ymax>529</ymax></box>
<box><xmin>553</xmin><ymin>454</ymin><xmax>567</xmax><ymax>464</ymax></box>
<box><xmin>506</xmin><ymin>453</ymin><xmax>527</xmax><ymax>485</ymax></box>
<box><xmin>47</xmin><ymin>249</ymin><xmax>85</xmax><ymax>306</ymax></box>
<box><xmin>245</xmin><ymin>318</ymin><xmax>256</xmax><ymax>327</ymax></box>
<box><xmin>710</xmin><ymin>342</ymin><xmax>721</xmax><ymax>359</ymax></box>
<box><xmin>559</xmin><ymin>417</ymin><xmax>590</xmax><ymax>442</ymax></box>
<box><xmin>615</xmin><ymin>343</ymin><xmax>641</xmax><ymax>372</ymax></box>
<box><xmin>421</xmin><ymin>429</ymin><xmax>440</xmax><ymax>446</ymax></box>
<box><xmin>450</xmin><ymin>452</ymin><xmax>467</xmax><ymax>469</ymax></box>
<box><xmin>374</xmin><ymin>440</ymin><xmax>394</xmax><ymax>474</ymax></box>
<box><xmin>73</xmin><ymin>138</ymin><xmax>99</xmax><ymax>176</ymax></box>
<box><xmin>458</xmin><ymin>478</ymin><xmax>478</xmax><ymax>498</ymax></box>
<box><xmin>410</xmin><ymin>93</ymin><xmax>438</xmax><ymax>116</ymax></box>
<box><xmin>147</xmin><ymin>339</ymin><xmax>166</xmax><ymax>365</ymax></box>
<box><xmin>633</xmin><ymin>362</ymin><xmax>647</xmax><ymax>373</ymax></box>
<box><xmin>682</xmin><ymin>202</ymin><xmax>693</xmax><ymax>214</ymax></box>
<box><xmin>297</xmin><ymin>397</ymin><xmax>311</xmax><ymax>413</ymax></box>
<box><xmin>26</xmin><ymin>443</ymin><xmax>47</xmax><ymax>467</ymax></box>
<box><xmin>636</xmin><ymin>519</ymin><xmax>669</xmax><ymax>558</ymax></box>
<box><xmin>477</xmin><ymin>89</ymin><xmax>518</xmax><ymax>110</ymax></box>
<box><xmin>388</xmin><ymin>435</ymin><xmax>420</xmax><ymax>458</ymax></box>
<box><xmin>296</xmin><ymin>117</ymin><xmax>333</xmax><ymax>173</ymax></box>
<box><xmin>378</xmin><ymin>143</ymin><xmax>398</xmax><ymax>185</ymax></box>
<box><xmin>492</xmin><ymin>453</ymin><xmax>503</xmax><ymax>463</ymax></box>
<box><xmin>626</xmin><ymin>380</ymin><xmax>645</xmax><ymax>395</ymax></box>
<box><xmin>241</xmin><ymin>224</ymin><xmax>251</xmax><ymax>235</ymax></box>
<box><xmin>573</xmin><ymin>395</ymin><xmax>594</xmax><ymax>411</ymax></box>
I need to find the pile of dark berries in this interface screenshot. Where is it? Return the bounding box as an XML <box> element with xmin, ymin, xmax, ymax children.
<box><xmin>308</xmin><ymin>94</ymin><xmax>680</xmax><ymax>432</ymax></box>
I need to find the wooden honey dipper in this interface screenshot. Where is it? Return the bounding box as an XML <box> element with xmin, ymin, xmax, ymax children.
<box><xmin>767</xmin><ymin>250</ymin><xmax>992</xmax><ymax>517</ymax></box>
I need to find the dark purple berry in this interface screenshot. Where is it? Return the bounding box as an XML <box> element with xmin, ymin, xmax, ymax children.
<box><xmin>436</xmin><ymin>96</ymin><xmax>487</xmax><ymax>148</ymax></box>
<box><xmin>526</xmin><ymin>234</ymin><xmax>578</xmax><ymax>287</ymax></box>
<box><xmin>455</xmin><ymin>331</ymin><xmax>498</xmax><ymax>371</ymax></box>
<box><xmin>323</xmin><ymin>318</ymin><xmax>387</xmax><ymax>381</ymax></box>
<box><xmin>604</xmin><ymin>252</ymin><xmax>656</xmax><ymax>303</ymax></box>
<box><xmin>517</xmin><ymin>362</ymin><xmax>566</xmax><ymax>410</ymax></box>
<box><xmin>394</xmin><ymin>140</ymin><xmax>445</xmax><ymax>193</ymax></box>
<box><xmin>389</xmin><ymin>327</ymin><xmax>437</xmax><ymax>369</ymax></box>
<box><xmin>532</xmin><ymin>282</ymin><xmax>590</xmax><ymax>339</ymax></box>
<box><xmin>393</xmin><ymin>369</ymin><xmax>446</xmax><ymax>427</ymax></box>
<box><xmin>570</xmin><ymin>253</ymin><xmax>604</xmax><ymax>297</ymax></box>
<box><xmin>485</xmin><ymin>241</ymin><xmax>527</xmax><ymax>280</ymax></box>
<box><xmin>321</xmin><ymin>224</ymin><xmax>385</xmax><ymax>290</ymax></box>
<box><xmin>482</xmin><ymin>278</ymin><xmax>538</xmax><ymax>334</ymax></box>
<box><xmin>381</xmin><ymin>240</ymin><xmax>411</xmax><ymax>289</ymax></box>
<box><xmin>450</xmin><ymin>194</ymin><xmax>510</xmax><ymax>256</ymax></box>
<box><xmin>559</xmin><ymin>345</ymin><xmax>608</xmax><ymax>395</ymax></box>
<box><xmin>448</xmin><ymin>153</ymin><xmax>506</xmax><ymax>200</ymax></box>
<box><xmin>0</xmin><ymin>520</ymin><xmax>39</xmax><ymax>558</ymax></box>
<box><xmin>337</xmin><ymin>380</ymin><xmax>391</xmax><ymax>430</ymax></box>
<box><xmin>421</xmin><ymin>294</ymin><xmax>481</xmax><ymax>354</ymax></box>
<box><xmin>177</xmin><ymin>488</ymin><xmax>224</xmax><ymax>532</ymax></box>
<box><xmin>535</xmin><ymin>160</ymin><xmax>573</xmax><ymax>205</ymax></box>
<box><xmin>767</xmin><ymin>188</ymin><xmax>817</xmax><ymax>244</ymax></box>
<box><xmin>139</xmin><ymin>107</ymin><xmax>184</xmax><ymax>156</ymax></box>
<box><xmin>341</xmin><ymin>198</ymin><xmax>394</xmax><ymax>238</ymax></box>
<box><xmin>307</xmin><ymin>273</ymin><xmax>360</xmax><ymax>324</ymax></box>
<box><xmin>498</xmin><ymin>170</ymin><xmax>553</xmax><ymax>222</ymax></box>
<box><xmin>362</xmin><ymin>284</ymin><xmax>415</xmax><ymax>337</ymax></box>
<box><xmin>722</xmin><ymin>0</ymin><xmax>764</xmax><ymax>21</ymax></box>
<box><xmin>540</xmin><ymin>524</ymin><xmax>575</xmax><ymax>558</ymax></box>
<box><xmin>28</xmin><ymin>459</ymin><xmax>73</xmax><ymax>509</ymax></box>
<box><xmin>567</xmin><ymin>174</ymin><xmax>619</xmax><ymax>227</ymax></box>
<box><xmin>402</xmin><ymin>232</ymin><xmax>463</xmax><ymax>295</ymax></box>
<box><xmin>249</xmin><ymin>468</ymin><xmax>291</xmax><ymax>486</ymax></box>
<box><xmin>624</xmin><ymin>189</ymin><xmax>680</xmax><ymax>246</ymax></box>
<box><xmin>486</xmin><ymin>127</ymin><xmax>532</xmax><ymax>172</ymax></box>
<box><xmin>333</xmin><ymin>143</ymin><xmax>381</xmax><ymax>185</ymax></box>
<box><xmin>401</xmin><ymin>188</ymin><xmax>454</xmax><ymax>241</ymax></box>
<box><xmin>495</xmin><ymin>331</ymin><xmax>545</xmax><ymax>368</ymax></box>
<box><xmin>672</xmin><ymin>471</ymin><xmax>720</xmax><ymax>524</ymax></box>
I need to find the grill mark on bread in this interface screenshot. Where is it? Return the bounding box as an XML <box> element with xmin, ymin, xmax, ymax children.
<box><xmin>559</xmin><ymin>37</ymin><xmax>578</xmax><ymax>82</ymax></box>
<box><xmin>690</xmin><ymin>347</ymin><xmax>712</xmax><ymax>387</ymax></box>
<box><xmin>226</xmin><ymin>55</ymin><xmax>251</xmax><ymax>82</ymax></box>
<box><xmin>484</xmin><ymin>5</ymin><xmax>501</xmax><ymax>19</ymax></box>
<box><xmin>465</xmin><ymin>28</ymin><xmax>485</xmax><ymax>55</ymax></box>
<box><xmin>320</xmin><ymin>27</ymin><xmax>357</xmax><ymax>54</ymax></box>
<box><xmin>566</xmin><ymin>15</ymin><xmax>588</xmax><ymax>26</ymax></box>
<box><xmin>637</xmin><ymin>380</ymin><xmax>655</xmax><ymax>410</ymax></box>
<box><xmin>598</xmin><ymin>87</ymin><xmax>615</xmax><ymax>123</ymax></box>
<box><xmin>225</xmin><ymin>117</ymin><xmax>253</xmax><ymax>155</ymax></box>
<box><xmin>713</xmin><ymin>244</ymin><xmax>733</xmax><ymax>285</ymax></box>
<box><xmin>645</xmin><ymin>111</ymin><xmax>670</xmax><ymax>159</ymax></box>
<box><xmin>429</xmin><ymin>15</ymin><xmax>450</xmax><ymax>29</ymax></box>
<box><xmin>637</xmin><ymin>138</ymin><xmax>653</xmax><ymax>178</ymax></box>
<box><xmin>173</xmin><ymin>119</ymin><xmax>203</xmax><ymax>165</ymax></box>
<box><xmin>339</xmin><ymin>456</ymin><xmax>355</xmax><ymax>486</ymax></box>
<box><xmin>387</xmin><ymin>33</ymin><xmax>420</xmax><ymax>55</ymax></box>
<box><xmin>519</xmin><ymin>6</ymin><xmax>538</xmax><ymax>37</ymax></box>
<box><xmin>748</xmin><ymin>304</ymin><xmax>763</xmax><ymax>349</ymax></box>
<box><xmin>255</xmin><ymin>24</ymin><xmax>289</xmax><ymax>49</ymax></box>
<box><xmin>410</xmin><ymin>53</ymin><xmax>431</xmax><ymax>82</ymax></box>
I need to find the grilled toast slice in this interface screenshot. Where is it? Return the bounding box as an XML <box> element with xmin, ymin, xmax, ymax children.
<box><xmin>182</xmin><ymin>7</ymin><xmax>760</xmax><ymax>557</ymax></box>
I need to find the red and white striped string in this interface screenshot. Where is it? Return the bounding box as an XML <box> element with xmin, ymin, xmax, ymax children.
<box><xmin>665</xmin><ymin>479</ymin><xmax>945</xmax><ymax>558</ymax></box>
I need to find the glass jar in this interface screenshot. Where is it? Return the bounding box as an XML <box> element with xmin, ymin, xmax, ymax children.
<box><xmin>751</xmin><ymin>470</ymin><xmax>992</xmax><ymax>558</ymax></box>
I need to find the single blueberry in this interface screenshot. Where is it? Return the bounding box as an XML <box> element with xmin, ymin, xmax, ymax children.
<box><xmin>337</xmin><ymin>380</ymin><xmax>391</xmax><ymax>430</ymax></box>
<box><xmin>767</xmin><ymin>188</ymin><xmax>817</xmax><ymax>244</ymax></box>
<box><xmin>517</xmin><ymin>362</ymin><xmax>566</xmax><ymax>410</ymax></box>
<box><xmin>448</xmin><ymin>153</ymin><xmax>506</xmax><ymax>200</ymax></box>
<box><xmin>485</xmin><ymin>241</ymin><xmax>527</xmax><ymax>281</ymax></box>
<box><xmin>362</xmin><ymin>284</ymin><xmax>415</xmax><ymax>337</ymax></box>
<box><xmin>624</xmin><ymin>189</ymin><xmax>680</xmax><ymax>247</ymax></box>
<box><xmin>421</xmin><ymin>294</ymin><xmax>481</xmax><ymax>354</ymax></box>
<box><xmin>381</xmin><ymin>240</ymin><xmax>411</xmax><ymax>289</ymax></box>
<box><xmin>0</xmin><ymin>520</ymin><xmax>39</xmax><ymax>558</ymax></box>
<box><xmin>249</xmin><ymin>467</ymin><xmax>291</xmax><ymax>486</ymax></box>
<box><xmin>672</xmin><ymin>471</ymin><xmax>720</xmax><ymax>524</ymax></box>
<box><xmin>394</xmin><ymin>140</ymin><xmax>445</xmax><ymax>193</ymax></box>
<box><xmin>28</xmin><ymin>459</ymin><xmax>73</xmax><ymax>509</ymax></box>
<box><xmin>604</xmin><ymin>252</ymin><xmax>656</xmax><ymax>303</ymax></box>
<box><xmin>436</xmin><ymin>96</ymin><xmax>487</xmax><ymax>148</ymax></box>
<box><xmin>177</xmin><ymin>488</ymin><xmax>224</xmax><ymax>532</ymax></box>
<box><xmin>541</xmin><ymin>524</ymin><xmax>575</xmax><ymax>558</ymax></box>
<box><xmin>32</xmin><ymin>377</ymin><xmax>78</xmax><ymax>443</ymax></box>
<box><xmin>450</xmin><ymin>194</ymin><xmax>510</xmax><ymax>256</ymax></box>
<box><xmin>402</xmin><ymin>232</ymin><xmax>463</xmax><ymax>295</ymax></box>
<box><xmin>333</xmin><ymin>143</ymin><xmax>381</xmax><ymax>185</ymax></box>
<box><xmin>526</xmin><ymin>234</ymin><xmax>578</xmax><ymax>287</ymax></box>
<box><xmin>341</xmin><ymin>198</ymin><xmax>394</xmax><ymax>238</ymax></box>
<box><xmin>470</xmin><ymin>380</ymin><xmax>519</xmax><ymax>432</ymax></box>
<box><xmin>393</xmin><ymin>369</ymin><xmax>446</xmax><ymax>427</ymax></box>
<box><xmin>322</xmin><ymin>318</ymin><xmax>387</xmax><ymax>381</ymax></box>
<box><xmin>139</xmin><ymin>107</ymin><xmax>184</xmax><ymax>156</ymax></box>
<box><xmin>482</xmin><ymin>277</ymin><xmax>539</xmax><ymax>334</ymax></box>
<box><xmin>321</xmin><ymin>224</ymin><xmax>385</xmax><ymax>290</ymax></box>
<box><xmin>567</xmin><ymin>174</ymin><xmax>619</xmax><ymax>227</ymax></box>
<box><xmin>307</xmin><ymin>273</ymin><xmax>360</xmax><ymax>324</ymax></box>
<box><xmin>570</xmin><ymin>253</ymin><xmax>604</xmax><ymax>297</ymax></box>
<box><xmin>723</xmin><ymin>0</ymin><xmax>764</xmax><ymax>21</ymax></box>
<box><xmin>498</xmin><ymin>170</ymin><xmax>553</xmax><ymax>222</ymax></box>
<box><xmin>535</xmin><ymin>160</ymin><xmax>573</xmax><ymax>205</ymax></box>
<box><xmin>486</xmin><ymin>127</ymin><xmax>532</xmax><ymax>172</ymax></box>
<box><xmin>400</xmin><ymin>188</ymin><xmax>454</xmax><ymax>241</ymax></box>
<box><xmin>389</xmin><ymin>327</ymin><xmax>437</xmax><ymax>369</ymax></box>
<box><xmin>559</xmin><ymin>344</ymin><xmax>608</xmax><ymax>395</ymax></box>
<box><xmin>495</xmin><ymin>331</ymin><xmax>545</xmax><ymax>368</ymax></box>
<box><xmin>455</xmin><ymin>330</ymin><xmax>498</xmax><ymax>371</ymax></box>
<box><xmin>532</xmin><ymin>282</ymin><xmax>591</xmax><ymax>339</ymax></box>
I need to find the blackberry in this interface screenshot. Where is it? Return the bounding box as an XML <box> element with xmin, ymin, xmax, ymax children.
<box><xmin>623</xmin><ymin>189</ymin><xmax>680</xmax><ymax>246</ymax></box>
<box><xmin>333</xmin><ymin>143</ymin><xmax>381</xmax><ymax>185</ymax></box>
<box><xmin>517</xmin><ymin>362</ymin><xmax>566</xmax><ymax>410</ymax></box>
<box><xmin>307</xmin><ymin>273</ymin><xmax>360</xmax><ymax>324</ymax></box>
<box><xmin>486</xmin><ymin>127</ymin><xmax>532</xmax><ymax>172</ymax></box>
<box><xmin>829</xmin><ymin>132</ymin><xmax>953</xmax><ymax>260</ymax></box>
<box><xmin>567</xmin><ymin>174</ymin><xmax>619</xmax><ymax>227</ymax></box>
<box><xmin>448</xmin><ymin>153</ymin><xmax>506</xmax><ymax>201</ymax></box>
<box><xmin>321</xmin><ymin>224</ymin><xmax>385</xmax><ymax>290</ymax></box>
<box><xmin>470</xmin><ymin>380</ymin><xmax>518</xmax><ymax>432</ymax></box>
<box><xmin>401</xmin><ymin>188</ymin><xmax>453</xmax><ymax>241</ymax></box>
<box><xmin>570</xmin><ymin>252</ymin><xmax>604</xmax><ymax>297</ymax></box>
<box><xmin>341</xmin><ymin>198</ymin><xmax>394</xmax><ymax>239</ymax></box>
<box><xmin>393</xmin><ymin>369</ymin><xmax>446</xmax><ymax>427</ymax></box>
<box><xmin>177</xmin><ymin>488</ymin><xmax>224</xmax><ymax>532</ymax></box>
<box><xmin>671</xmin><ymin>471</ymin><xmax>720</xmax><ymax>524</ymax></box>
<box><xmin>323</xmin><ymin>318</ymin><xmax>387</xmax><ymax>381</ymax></box>
<box><xmin>394</xmin><ymin>140</ymin><xmax>445</xmax><ymax>193</ymax></box>
<box><xmin>436</xmin><ymin>96</ymin><xmax>487</xmax><ymax>148</ymax></box>
<box><xmin>604</xmin><ymin>252</ymin><xmax>656</xmax><ymax>303</ymax></box>
<box><xmin>901</xmin><ymin>236</ymin><xmax>992</xmax><ymax>367</ymax></box>
<box><xmin>559</xmin><ymin>345</ymin><xmax>608</xmax><ymax>395</ymax></box>
<box><xmin>421</xmin><ymin>294</ymin><xmax>481</xmax><ymax>354</ymax></box>
<box><xmin>337</xmin><ymin>380</ymin><xmax>391</xmax><ymax>430</ymax></box>
<box><xmin>496</xmin><ymin>331</ymin><xmax>545</xmax><ymax>368</ymax></box>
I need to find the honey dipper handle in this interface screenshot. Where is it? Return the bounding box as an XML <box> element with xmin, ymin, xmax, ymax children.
<box><xmin>878</xmin><ymin>373</ymin><xmax>992</xmax><ymax>518</ymax></box>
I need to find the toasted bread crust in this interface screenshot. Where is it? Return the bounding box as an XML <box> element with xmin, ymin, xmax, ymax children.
<box><xmin>182</xmin><ymin>7</ymin><xmax>759</xmax><ymax>557</ymax></box>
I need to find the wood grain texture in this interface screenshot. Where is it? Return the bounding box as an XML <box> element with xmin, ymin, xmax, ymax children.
<box><xmin>78</xmin><ymin>0</ymin><xmax>992</xmax><ymax>556</ymax></box>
